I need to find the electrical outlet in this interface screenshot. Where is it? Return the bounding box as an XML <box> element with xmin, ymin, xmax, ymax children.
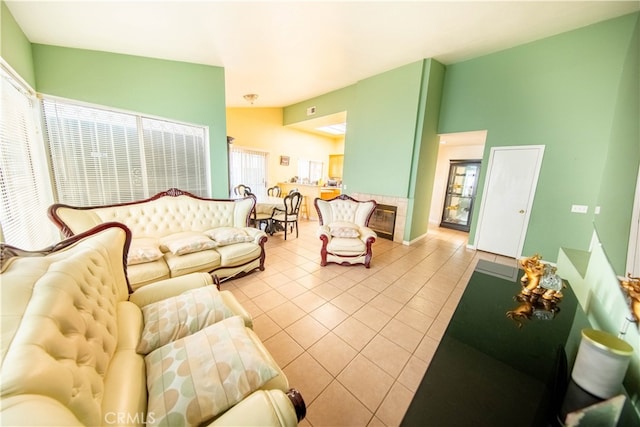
<box><xmin>594</xmin><ymin>206</ymin><xmax>601</xmax><ymax>214</ymax></box>
<box><xmin>306</xmin><ymin>106</ymin><xmax>316</xmax><ymax>116</ymax></box>
<box><xmin>571</xmin><ymin>204</ymin><xmax>588</xmax><ymax>214</ymax></box>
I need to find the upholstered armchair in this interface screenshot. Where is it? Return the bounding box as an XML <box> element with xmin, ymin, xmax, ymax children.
<box><xmin>314</xmin><ymin>194</ymin><xmax>377</xmax><ymax>268</ymax></box>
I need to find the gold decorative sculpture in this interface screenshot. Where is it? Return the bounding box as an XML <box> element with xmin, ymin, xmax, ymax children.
<box><xmin>619</xmin><ymin>274</ymin><xmax>640</xmax><ymax>323</ymax></box>
<box><xmin>508</xmin><ymin>254</ymin><xmax>565</xmax><ymax>327</ymax></box>
<box><xmin>519</xmin><ymin>254</ymin><xmax>564</xmax><ymax>300</ymax></box>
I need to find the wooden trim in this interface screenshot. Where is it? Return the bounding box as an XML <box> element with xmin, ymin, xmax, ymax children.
<box><xmin>48</xmin><ymin>188</ymin><xmax>256</xmax><ymax>237</ymax></box>
<box><xmin>313</xmin><ymin>194</ymin><xmax>377</xmax><ymax>226</ymax></box>
<box><xmin>47</xmin><ymin>189</ymin><xmax>263</xmax><ymax>284</ymax></box>
<box><xmin>1</xmin><ymin>222</ymin><xmax>134</xmax><ymax>294</ymax></box>
<box><xmin>286</xmin><ymin>388</ymin><xmax>307</xmax><ymax>422</ymax></box>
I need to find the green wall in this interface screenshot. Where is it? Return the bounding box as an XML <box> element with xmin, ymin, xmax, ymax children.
<box><xmin>594</xmin><ymin>14</ymin><xmax>640</xmax><ymax>274</ymax></box>
<box><xmin>284</xmin><ymin>60</ymin><xmax>444</xmax><ymax>242</ymax></box>
<box><xmin>439</xmin><ymin>12</ymin><xmax>640</xmax><ymax>271</ymax></box>
<box><xmin>283</xmin><ymin>85</ymin><xmax>355</xmax><ymax>125</ymax></box>
<box><xmin>31</xmin><ymin>44</ymin><xmax>229</xmax><ymax>197</ymax></box>
<box><xmin>408</xmin><ymin>59</ymin><xmax>445</xmax><ymax>241</ymax></box>
<box><xmin>345</xmin><ymin>61</ymin><xmax>424</xmax><ymax>198</ymax></box>
<box><xmin>0</xmin><ymin>1</ymin><xmax>35</xmax><ymax>86</ymax></box>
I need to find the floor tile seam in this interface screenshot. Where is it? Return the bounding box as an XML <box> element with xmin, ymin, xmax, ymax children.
<box><xmin>333</xmin><ymin>367</ymin><xmax>395</xmax><ymax>416</ymax></box>
<box><xmin>372</xmin><ymin>379</ymin><xmax>414</xmax><ymax>425</ymax></box>
<box><xmin>300</xmin><ymin>332</ymin><xmax>360</xmax><ymax>377</ymax></box>
<box><xmin>282</xmin><ymin>350</ymin><xmax>333</xmax><ymax>408</ymax></box>
<box><xmin>358</xmin><ymin>344</ymin><xmax>413</xmax><ymax>388</ymax></box>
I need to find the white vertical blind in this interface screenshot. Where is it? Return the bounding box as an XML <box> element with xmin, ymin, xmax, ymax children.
<box><xmin>228</xmin><ymin>146</ymin><xmax>267</xmax><ymax>197</ymax></box>
<box><xmin>0</xmin><ymin>65</ymin><xmax>58</xmax><ymax>249</ymax></box>
<box><xmin>42</xmin><ymin>98</ymin><xmax>209</xmax><ymax>205</ymax></box>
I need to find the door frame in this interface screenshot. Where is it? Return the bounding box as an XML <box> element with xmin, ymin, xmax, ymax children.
<box><xmin>473</xmin><ymin>145</ymin><xmax>545</xmax><ymax>258</ymax></box>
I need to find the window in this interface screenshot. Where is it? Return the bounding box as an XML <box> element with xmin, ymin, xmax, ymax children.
<box><xmin>0</xmin><ymin>63</ymin><xmax>58</xmax><ymax>249</ymax></box>
<box><xmin>298</xmin><ymin>159</ymin><xmax>323</xmax><ymax>184</ymax></box>
<box><xmin>228</xmin><ymin>146</ymin><xmax>268</xmax><ymax>197</ymax></box>
<box><xmin>42</xmin><ymin>98</ymin><xmax>209</xmax><ymax>206</ymax></box>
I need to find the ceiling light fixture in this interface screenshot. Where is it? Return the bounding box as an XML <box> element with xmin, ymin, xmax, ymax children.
<box><xmin>243</xmin><ymin>94</ymin><xmax>259</xmax><ymax>104</ymax></box>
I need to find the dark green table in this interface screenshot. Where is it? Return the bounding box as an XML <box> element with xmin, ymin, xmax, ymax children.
<box><xmin>401</xmin><ymin>260</ymin><xmax>638</xmax><ymax>427</ymax></box>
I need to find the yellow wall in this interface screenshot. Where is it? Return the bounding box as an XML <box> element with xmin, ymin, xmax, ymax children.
<box><xmin>226</xmin><ymin>107</ymin><xmax>342</xmax><ymax>188</ymax></box>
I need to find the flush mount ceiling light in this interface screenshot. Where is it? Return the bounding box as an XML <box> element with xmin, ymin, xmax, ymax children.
<box><xmin>243</xmin><ymin>94</ymin><xmax>259</xmax><ymax>104</ymax></box>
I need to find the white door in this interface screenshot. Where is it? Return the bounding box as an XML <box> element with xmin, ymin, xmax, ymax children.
<box><xmin>475</xmin><ymin>145</ymin><xmax>545</xmax><ymax>258</ymax></box>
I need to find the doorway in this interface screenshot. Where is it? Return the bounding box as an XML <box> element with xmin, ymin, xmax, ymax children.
<box><xmin>440</xmin><ymin>160</ymin><xmax>481</xmax><ymax>232</ymax></box>
<box><xmin>474</xmin><ymin>145</ymin><xmax>545</xmax><ymax>258</ymax></box>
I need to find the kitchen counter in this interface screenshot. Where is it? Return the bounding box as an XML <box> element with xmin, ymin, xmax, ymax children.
<box><xmin>279</xmin><ymin>183</ymin><xmax>343</xmax><ymax>220</ymax></box>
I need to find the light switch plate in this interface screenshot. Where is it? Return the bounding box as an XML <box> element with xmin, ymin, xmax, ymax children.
<box><xmin>571</xmin><ymin>204</ymin><xmax>588</xmax><ymax>214</ymax></box>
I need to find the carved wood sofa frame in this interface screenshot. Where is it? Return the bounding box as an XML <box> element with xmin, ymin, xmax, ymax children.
<box><xmin>48</xmin><ymin>188</ymin><xmax>267</xmax><ymax>287</ymax></box>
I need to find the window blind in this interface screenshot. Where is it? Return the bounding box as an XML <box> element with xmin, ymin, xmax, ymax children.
<box><xmin>0</xmin><ymin>65</ymin><xmax>58</xmax><ymax>249</ymax></box>
<box><xmin>42</xmin><ymin>98</ymin><xmax>209</xmax><ymax>206</ymax></box>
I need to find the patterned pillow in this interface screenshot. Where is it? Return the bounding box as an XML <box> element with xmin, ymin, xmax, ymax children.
<box><xmin>137</xmin><ymin>286</ymin><xmax>234</xmax><ymax>354</ymax></box>
<box><xmin>145</xmin><ymin>316</ymin><xmax>279</xmax><ymax>427</ymax></box>
<box><xmin>329</xmin><ymin>222</ymin><xmax>360</xmax><ymax>238</ymax></box>
<box><xmin>160</xmin><ymin>232</ymin><xmax>218</xmax><ymax>255</ymax></box>
<box><xmin>127</xmin><ymin>238</ymin><xmax>164</xmax><ymax>265</ymax></box>
<box><xmin>204</xmin><ymin>227</ymin><xmax>253</xmax><ymax>246</ymax></box>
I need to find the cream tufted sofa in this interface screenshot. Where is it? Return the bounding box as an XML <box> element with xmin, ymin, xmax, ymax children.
<box><xmin>0</xmin><ymin>222</ymin><xmax>305</xmax><ymax>426</ymax></box>
<box><xmin>48</xmin><ymin>189</ymin><xmax>268</xmax><ymax>291</ymax></box>
<box><xmin>314</xmin><ymin>194</ymin><xmax>377</xmax><ymax>268</ymax></box>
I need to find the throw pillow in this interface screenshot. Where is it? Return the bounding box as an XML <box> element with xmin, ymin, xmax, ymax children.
<box><xmin>145</xmin><ymin>316</ymin><xmax>279</xmax><ymax>427</ymax></box>
<box><xmin>159</xmin><ymin>232</ymin><xmax>218</xmax><ymax>256</ymax></box>
<box><xmin>329</xmin><ymin>222</ymin><xmax>360</xmax><ymax>238</ymax></box>
<box><xmin>127</xmin><ymin>238</ymin><xmax>164</xmax><ymax>265</ymax></box>
<box><xmin>205</xmin><ymin>227</ymin><xmax>253</xmax><ymax>246</ymax></box>
<box><xmin>137</xmin><ymin>286</ymin><xmax>234</xmax><ymax>354</ymax></box>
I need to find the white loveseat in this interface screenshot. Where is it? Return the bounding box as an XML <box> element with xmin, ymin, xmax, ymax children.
<box><xmin>0</xmin><ymin>222</ymin><xmax>305</xmax><ymax>426</ymax></box>
<box><xmin>314</xmin><ymin>194</ymin><xmax>377</xmax><ymax>268</ymax></box>
<box><xmin>48</xmin><ymin>189</ymin><xmax>268</xmax><ymax>290</ymax></box>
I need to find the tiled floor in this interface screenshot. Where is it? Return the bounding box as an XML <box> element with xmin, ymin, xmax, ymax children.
<box><xmin>223</xmin><ymin>219</ymin><xmax>517</xmax><ymax>427</ymax></box>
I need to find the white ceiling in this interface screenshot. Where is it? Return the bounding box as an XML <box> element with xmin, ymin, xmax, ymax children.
<box><xmin>6</xmin><ymin>1</ymin><xmax>639</xmax><ymax>109</ymax></box>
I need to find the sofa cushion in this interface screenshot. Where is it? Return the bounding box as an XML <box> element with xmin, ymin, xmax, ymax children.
<box><xmin>127</xmin><ymin>259</ymin><xmax>171</xmax><ymax>291</ymax></box>
<box><xmin>137</xmin><ymin>286</ymin><xmax>235</xmax><ymax>354</ymax></box>
<box><xmin>205</xmin><ymin>227</ymin><xmax>253</xmax><ymax>246</ymax></box>
<box><xmin>327</xmin><ymin>237</ymin><xmax>367</xmax><ymax>254</ymax></box>
<box><xmin>160</xmin><ymin>232</ymin><xmax>218</xmax><ymax>255</ymax></box>
<box><xmin>215</xmin><ymin>242</ymin><xmax>262</xmax><ymax>267</ymax></box>
<box><xmin>164</xmin><ymin>250</ymin><xmax>221</xmax><ymax>277</ymax></box>
<box><xmin>145</xmin><ymin>316</ymin><xmax>279</xmax><ymax>427</ymax></box>
<box><xmin>128</xmin><ymin>237</ymin><xmax>164</xmax><ymax>265</ymax></box>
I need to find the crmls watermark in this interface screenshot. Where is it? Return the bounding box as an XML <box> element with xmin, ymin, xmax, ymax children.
<box><xmin>104</xmin><ymin>412</ymin><xmax>156</xmax><ymax>425</ymax></box>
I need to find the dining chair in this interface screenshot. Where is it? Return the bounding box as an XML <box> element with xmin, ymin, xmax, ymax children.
<box><xmin>267</xmin><ymin>186</ymin><xmax>282</xmax><ymax>197</ymax></box>
<box><xmin>245</xmin><ymin>191</ymin><xmax>272</xmax><ymax>230</ymax></box>
<box><xmin>270</xmin><ymin>191</ymin><xmax>302</xmax><ymax>240</ymax></box>
<box><xmin>233</xmin><ymin>184</ymin><xmax>251</xmax><ymax>197</ymax></box>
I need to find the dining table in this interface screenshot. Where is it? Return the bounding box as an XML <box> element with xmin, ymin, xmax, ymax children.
<box><xmin>253</xmin><ymin>195</ymin><xmax>286</xmax><ymax>235</ymax></box>
<box><xmin>254</xmin><ymin>195</ymin><xmax>285</xmax><ymax>215</ymax></box>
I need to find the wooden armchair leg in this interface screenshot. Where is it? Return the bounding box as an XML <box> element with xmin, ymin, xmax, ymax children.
<box><xmin>286</xmin><ymin>388</ymin><xmax>306</xmax><ymax>422</ymax></box>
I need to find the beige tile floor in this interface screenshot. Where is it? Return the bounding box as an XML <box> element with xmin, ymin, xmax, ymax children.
<box><xmin>223</xmin><ymin>219</ymin><xmax>517</xmax><ymax>427</ymax></box>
